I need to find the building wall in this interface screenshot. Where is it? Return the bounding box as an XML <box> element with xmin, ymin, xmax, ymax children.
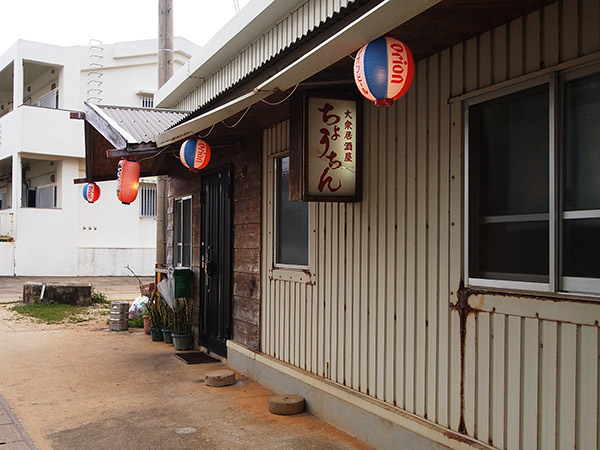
<box><xmin>260</xmin><ymin>0</ymin><xmax>600</xmax><ymax>448</ymax></box>
<box><xmin>167</xmin><ymin>134</ymin><xmax>262</xmax><ymax>349</ymax></box>
<box><xmin>0</xmin><ymin>38</ymin><xmax>198</xmax><ymax>276</ymax></box>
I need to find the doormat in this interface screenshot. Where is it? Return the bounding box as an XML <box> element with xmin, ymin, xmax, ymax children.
<box><xmin>174</xmin><ymin>352</ymin><xmax>219</xmax><ymax>364</ymax></box>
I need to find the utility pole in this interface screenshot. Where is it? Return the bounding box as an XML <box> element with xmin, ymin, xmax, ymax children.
<box><xmin>156</xmin><ymin>0</ymin><xmax>173</xmax><ymax>274</ymax></box>
<box><xmin>158</xmin><ymin>0</ymin><xmax>174</xmax><ymax>88</ymax></box>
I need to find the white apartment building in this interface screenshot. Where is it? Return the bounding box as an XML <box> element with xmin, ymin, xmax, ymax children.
<box><xmin>0</xmin><ymin>38</ymin><xmax>198</xmax><ymax>276</ymax></box>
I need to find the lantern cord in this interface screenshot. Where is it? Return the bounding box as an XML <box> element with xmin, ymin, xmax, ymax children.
<box><xmin>197</xmin><ymin>124</ymin><xmax>216</xmax><ymax>138</ymax></box>
<box><xmin>136</xmin><ymin>145</ymin><xmax>171</xmax><ymax>163</ymax></box>
<box><xmin>260</xmin><ymin>83</ymin><xmax>299</xmax><ymax>105</ymax></box>
<box><xmin>221</xmin><ymin>105</ymin><xmax>252</xmax><ymax>128</ymax></box>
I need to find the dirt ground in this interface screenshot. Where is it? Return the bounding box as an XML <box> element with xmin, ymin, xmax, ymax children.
<box><xmin>0</xmin><ymin>278</ymin><xmax>373</xmax><ymax>450</ymax></box>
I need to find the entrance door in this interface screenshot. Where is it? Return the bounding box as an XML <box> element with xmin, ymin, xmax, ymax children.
<box><xmin>199</xmin><ymin>166</ymin><xmax>233</xmax><ymax>357</ymax></box>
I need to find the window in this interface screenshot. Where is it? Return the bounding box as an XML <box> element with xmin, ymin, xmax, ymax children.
<box><xmin>139</xmin><ymin>184</ymin><xmax>157</xmax><ymax>218</ymax></box>
<box><xmin>140</xmin><ymin>96</ymin><xmax>154</xmax><ymax>108</ymax></box>
<box><xmin>38</xmin><ymin>90</ymin><xmax>58</xmax><ymax>109</ymax></box>
<box><xmin>24</xmin><ymin>185</ymin><xmax>57</xmax><ymax>208</ymax></box>
<box><xmin>174</xmin><ymin>196</ymin><xmax>192</xmax><ymax>268</ymax></box>
<box><xmin>467</xmin><ymin>66</ymin><xmax>600</xmax><ymax>295</ymax></box>
<box><xmin>275</xmin><ymin>155</ymin><xmax>308</xmax><ymax>266</ymax></box>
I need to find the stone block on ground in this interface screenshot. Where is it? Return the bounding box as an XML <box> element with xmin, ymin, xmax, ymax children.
<box><xmin>268</xmin><ymin>395</ymin><xmax>305</xmax><ymax>415</ymax></box>
<box><xmin>205</xmin><ymin>369</ymin><xmax>236</xmax><ymax>387</ymax></box>
<box><xmin>22</xmin><ymin>282</ymin><xmax>92</xmax><ymax>306</ymax></box>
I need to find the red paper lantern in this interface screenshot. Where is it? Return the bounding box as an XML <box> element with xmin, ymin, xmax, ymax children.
<box><xmin>82</xmin><ymin>182</ymin><xmax>100</xmax><ymax>203</ymax></box>
<box><xmin>116</xmin><ymin>159</ymin><xmax>140</xmax><ymax>205</ymax></box>
<box><xmin>354</xmin><ymin>36</ymin><xmax>414</xmax><ymax>107</ymax></box>
<box><xmin>180</xmin><ymin>138</ymin><xmax>211</xmax><ymax>171</ymax></box>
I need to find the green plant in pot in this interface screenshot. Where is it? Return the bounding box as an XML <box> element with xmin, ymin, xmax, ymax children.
<box><xmin>159</xmin><ymin>296</ymin><xmax>174</xmax><ymax>344</ymax></box>
<box><xmin>171</xmin><ymin>297</ymin><xmax>193</xmax><ymax>350</ymax></box>
<box><xmin>146</xmin><ymin>292</ymin><xmax>164</xmax><ymax>341</ymax></box>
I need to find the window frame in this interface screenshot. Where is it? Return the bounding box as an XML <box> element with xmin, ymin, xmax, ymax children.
<box><xmin>34</xmin><ymin>183</ymin><xmax>58</xmax><ymax>209</ymax></box>
<box><xmin>139</xmin><ymin>183</ymin><xmax>157</xmax><ymax>219</ymax></box>
<box><xmin>466</xmin><ymin>63</ymin><xmax>600</xmax><ymax>297</ymax></box>
<box><xmin>273</xmin><ymin>153</ymin><xmax>310</xmax><ymax>270</ymax></box>
<box><xmin>173</xmin><ymin>195</ymin><xmax>192</xmax><ymax>269</ymax></box>
<box><xmin>557</xmin><ymin>63</ymin><xmax>600</xmax><ymax>295</ymax></box>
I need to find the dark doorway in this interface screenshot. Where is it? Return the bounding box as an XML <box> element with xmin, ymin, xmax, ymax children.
<box><xmin>199</xmin><ymin>166</ymin><xmax>233</xmax><ymax>357</ymax></box>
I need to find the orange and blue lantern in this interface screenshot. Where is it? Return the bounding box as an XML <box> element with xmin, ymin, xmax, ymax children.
<box><xmin>116</xmin><ymin>159</ymin><xmax>140</xmax><ymax>205</ymax></box>
<box><xmin>82</xmin><ymin>182</ymin><xmax>100</xmax><ymax>203</ymax></box>
<box><xmin>180</xmin><ymin>138</ymin><xmax>211</xmax><ymax>172</ymax></box>
<box><xmin>354</xmin><ymin>36</ymin><xmax>414</xmax><ymax>107</ymax></box>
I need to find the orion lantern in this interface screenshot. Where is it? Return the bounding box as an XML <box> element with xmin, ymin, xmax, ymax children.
<box><xmin>353</xmin><ymin>36</ymin><xmax>414</xmax><ymax>107</ymax></box>
<box><xmin>180</xmin><ymin>138</ymin><xmax>211</xmax><ymax>171</ymax></box>
<box><xmin>116</xmin><ymin>159</ymin><xmax>140</xmax><ymax>204</ymax></box>
<box><xmin>82</xmin><ymin>182</ymin><xmax>101</xmax><ymax>203</ymax></box>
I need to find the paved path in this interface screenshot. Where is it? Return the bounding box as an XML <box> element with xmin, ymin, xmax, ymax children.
<box><xmin>0</xmin><ymin>392</ymin><xmax>37</xmax><ymax>449</ymax></box>
<box><xmin>0</xmin><ymin>277</ymin><xmax>372</xmax><ymax>450</ymax></box>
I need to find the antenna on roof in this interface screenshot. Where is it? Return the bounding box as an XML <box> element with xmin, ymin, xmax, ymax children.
<box><xmin>233</xmin><ymin>0</ymin><xmax>240</xmax><ymax>14</ymax></box>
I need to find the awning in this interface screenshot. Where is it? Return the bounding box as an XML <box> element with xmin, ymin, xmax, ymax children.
<box><xmin>75</xmin><ymin>103</ymin><xmax>189</xmax><ymax>183</ymax></box>
<box><xmin>84</xmin><ymin>102</ymin><xmax>188</xmax><ymax>152</ymax></box>
<box><xmin>156</xmin><ymin>0</ymin><xmax>441</xmax><ymax>147</ymax></box>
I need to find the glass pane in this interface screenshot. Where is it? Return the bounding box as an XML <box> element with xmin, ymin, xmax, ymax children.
<box><xmin>469</xmin><ymin>85</ymin><xmax>549</xmax><ymax>216</ymax></box>
<box><xmin>36</xmin><ymin>185</ymin><xmax>56</xmax><ymax>208</ymax></box>
<box><xmin>563</xmin><ymin>218</ymin><xmax>600</xmax><ymax>278</ymax></box>
<box><xmin>470</xmin><ymin>220</ymin><xmax>549</xmax><ymax>282</ymax></box>
<box><xmin>563</xmin><ymin>72</ymin><xmax>600</xmax><ymax>211</ymax></box>
<box><xmin>183</xmin><ymin>198</ymin><xmax>192</xmax><ymax>267</ymax></box>
<box><xmin>276</xmin><ymin>156</ymin><xmax>308</xmax><ymax>265</ymax></box>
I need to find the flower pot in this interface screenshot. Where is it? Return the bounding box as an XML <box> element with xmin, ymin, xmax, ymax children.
<box><xmin>143</xmin><ymin>315</ymin><xmax>151</xmax><ymax>335</ymax></box>
<box><xmin>172</xmin><ymin>333</ymin><xmax>194</xmax><ymax>350</ymax></box>
<box><xmin>162</xmin><ymin>329</ymin><xmax>173</xmax><ymax>344</ymax></box>
<box><xmin>150</xmin><ymin>327</ymin><xmax>164</xmax><ymax>341</ymax></box>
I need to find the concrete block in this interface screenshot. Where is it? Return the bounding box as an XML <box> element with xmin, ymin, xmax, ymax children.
<box><xmin>205</xmin><ymin>369</ymin><xmax>236</xmax><ymax>387</ymax></box>
<box><xmin>268</xmin><ymin>395</ymin><xmax>305</xmax><ymax>415</ymax></box>
<box><xmin>22</xmin><ymin>282</ymin><xmax>92</xmax><ymax>306</ymax></box>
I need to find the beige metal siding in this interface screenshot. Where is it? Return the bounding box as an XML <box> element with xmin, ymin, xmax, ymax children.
<box><xmin>262</xmin><ymin>0</ymin><xmax>600</xmax><ymax>448</ymax></box>
<box><xmin>175</xmin><ymin>0</ymin><xmax>354</xmax><ymax>111</ymax></box>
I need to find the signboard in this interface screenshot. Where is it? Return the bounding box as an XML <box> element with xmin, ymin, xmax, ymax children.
<box><xmin>290</xmin><ymin>90</ymin><xmax>362</xmax><ymax>202</ymax></box>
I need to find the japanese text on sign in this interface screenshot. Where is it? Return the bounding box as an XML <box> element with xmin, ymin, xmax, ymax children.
<box><xmin>307</xmin><ymin>97</ymin><xmax>357</xmax><ymax>197</ymax></box>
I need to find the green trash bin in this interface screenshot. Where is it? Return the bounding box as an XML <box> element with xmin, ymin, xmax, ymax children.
<box><xmin>174</xmin><ymin>268</ymin><xmax>192</xmax><ymax>298</ymax></box>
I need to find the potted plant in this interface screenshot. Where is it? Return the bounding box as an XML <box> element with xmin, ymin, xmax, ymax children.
<box><xmin>146</xmin><ymin>292</ymin><xmax>163</xmax><ymax>341</ymax></box>
<box><xmin>171</xmin><ymin>297</ymin><xmax>193</xmax><ymax>350</ymax></box>
<box><xmin>159</xmin><ymin>296</ymin><xmax>174</xmax><ymax>344</ymax></box>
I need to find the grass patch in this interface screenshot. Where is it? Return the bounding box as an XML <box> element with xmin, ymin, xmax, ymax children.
<box><xmin>11</xmin><ymin>303</ymin><xmax>84</xmax><ymax>324</ymax></box>
<box><xmin>91</xmin><ymin>286</ymin><xmax>110</xmax><ymax>304</ymax></box>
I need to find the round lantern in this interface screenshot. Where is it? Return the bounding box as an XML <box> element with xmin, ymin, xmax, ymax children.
<box><xmin>116</xmin><ymin>159</ymin><xmax>140</xmax><ymax>205</ymax></box>
<box><xmin>82</xmin><ymin>182</ymin><xmax>101</xmax><ymax>203</ymax></box>
<box><xmin>353</xmin><ymin>36</ymin><xmax>414</xmax><ymax>107</ymax></box>
<box><xmin>180</xmin><ymin>138</ymin><xmax>211</xmax><ymax>171</ymax></box>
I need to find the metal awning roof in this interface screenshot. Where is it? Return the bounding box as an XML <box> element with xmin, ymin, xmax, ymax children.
<box><xmin>76</xmin><ymin>103</ymin><xmax>190</xmax><ymax>183</ymax></box>
<box><xmin>85</xmin><ymin>102</ymin><xmax>188</xmax><ymax>150</ymax></box>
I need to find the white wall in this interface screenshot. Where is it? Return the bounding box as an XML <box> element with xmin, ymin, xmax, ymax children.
<box><xmin>77</xmin><ymin>179</ymin><xmax>157</xmax><ymax>276</ymax></box>
<box><xmin>0</xmin><ymin>38</ymin><xmax>199</xmax><ymax>276</ymax></box>
<box><xmin>0</xmin><ymin>242</ymin><xmax>14</xmax><ymax>275</ymax></box>
<box><xmin>14</xmin><ymin>157</ymin><xmax>79</xmax><ymax>275</ymax></box>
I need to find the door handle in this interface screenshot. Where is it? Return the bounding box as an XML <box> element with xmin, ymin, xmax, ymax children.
<box><xmin>204</xmin><ymin>245</ymin><xmax>213</xmax><ymax>277</ymax></box>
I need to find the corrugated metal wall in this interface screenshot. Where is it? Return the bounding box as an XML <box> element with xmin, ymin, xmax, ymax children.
<box><xmin>175</xmin><ymin>0</ymin><xmax>354</xmax><ymax>112</ymax></box>
<box><xmin>261</xmin><ymin>0</ymin><xmax>600</xmax><ymax>448</ymax></box>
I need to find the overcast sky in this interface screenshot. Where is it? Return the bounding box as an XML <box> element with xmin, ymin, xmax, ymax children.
<box><xmin>0</xmin><ymin>0</ymin><xmax>252</xmax><ymax>55</ymax></box>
